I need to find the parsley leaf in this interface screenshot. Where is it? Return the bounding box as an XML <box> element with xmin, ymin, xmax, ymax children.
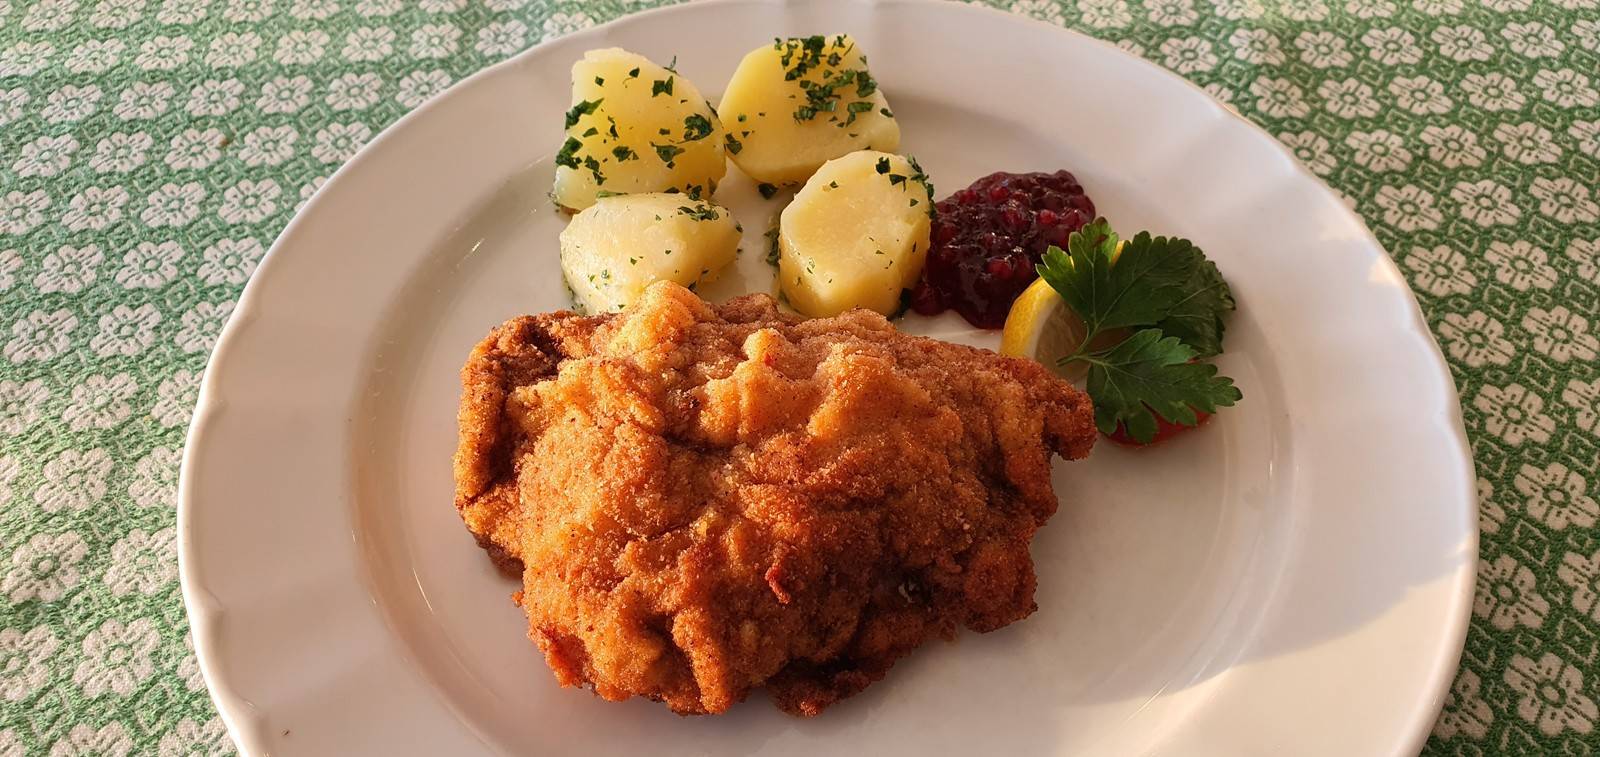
<box><xmin>1077</xmin><ymin>330</ymin><xmax>1241</xmax><ymax>441</ymax></box>
<box><xmin>652</xmin><ymin>77</ymin><xmax>674</xmax><ymax>97</ymax></box>
<box><xmin>1037</xmin><ymin>219</ymin><xmax>1199</xmax><ymax>335</ymax></box>
<box><xmin>1153</xmin><ymin>253</ymin><xmax>1234</xmax><ymax>358</ymax></box>
<box><xmin>1040</xmin><ymin>220</ymin><xmax>1235</xmax><ymax>357</ymax></box>
<box><xmin>1037</xmin><ymin>218</ymin><xmax>1242</xmax><ymax>442</ymax></box>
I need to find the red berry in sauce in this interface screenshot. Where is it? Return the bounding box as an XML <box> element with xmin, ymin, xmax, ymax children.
<box><xmin>912</xmin><ymin>170</ymin><xmax>1096</xmax><ymax>328</ymax></box>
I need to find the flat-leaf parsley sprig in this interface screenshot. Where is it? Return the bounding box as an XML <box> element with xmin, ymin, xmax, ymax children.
<box><xmin>1036</xmin><ymin>218</ymin><xmax>1242</xmax><ymax>443</ymax></box>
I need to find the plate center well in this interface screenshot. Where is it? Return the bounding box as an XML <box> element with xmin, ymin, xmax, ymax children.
<box><xmin>349</xmin><ymin>92</ymin><xmax>1292</xmax><ymax>755</ymax></box>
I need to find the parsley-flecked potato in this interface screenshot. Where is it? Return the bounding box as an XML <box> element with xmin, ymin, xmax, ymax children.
<box><xmin>553</xmin><ymin>48</ymin><xmax>727</xmax><ymax>211</ymax></box>
<box><xmin>778</xmin><ymin>151</ymin><xmax>933</xmax><ymax>317</ymax></box>
<box><xmin>560</xmin><ymin>193</ymin><xmax>740</xmax><ymax>313</ymax></box>
<box><xmin>718</xmin><ymin>35</ymin><xmax>899</xmax><ymax>187</ymax></box>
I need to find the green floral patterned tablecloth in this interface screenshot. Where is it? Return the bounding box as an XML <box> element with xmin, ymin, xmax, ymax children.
<box><xmin>1</xmin><ymin>0</ymin><xmax>1596</xmax><ymax>753</ymax></box>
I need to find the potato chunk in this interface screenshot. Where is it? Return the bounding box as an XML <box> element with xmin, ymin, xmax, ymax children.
<box><xmin>560</xmin><ymin>193</ymin><xmax>739</xmax><ymax>313</ymax></box>
<box><xmin>718</xmin><ymin>35</ymin><xmax>899</xmax><ymax>186</ymax></box>
<box><xmin>778</xmin><ymin>151</ymin><xmax>932</xmax><ymax>317</ymax></box>
<box><xmin>553</xmin><ymin>48</ymin><xmax>727</xmax><ymax>211</ymax></box>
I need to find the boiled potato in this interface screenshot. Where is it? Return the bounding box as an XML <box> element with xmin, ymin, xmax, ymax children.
<box><xmin>778</xmin><ymin>151</ymin><xmax>932</xmax><ymax>317</ymax></box>
<box><xmin>560</xmin><ymin>193</ymin><xmax>739</xmax><ymax>313</ymax></box>
<box><xmin>718</xmin><ymin>35</ymin><xmax>899</xmax><ymax>186</ymax></box>
<box><xmin>553</xmin><ymin>48</ymin><xmax>727</xmax><ymax>211</ymax></box>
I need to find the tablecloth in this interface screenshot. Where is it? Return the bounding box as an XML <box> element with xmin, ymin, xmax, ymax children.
<box><xmin>1</xmin><ymin>0</ymin><xmax>1596</xmax><ymax>753</ymax></box>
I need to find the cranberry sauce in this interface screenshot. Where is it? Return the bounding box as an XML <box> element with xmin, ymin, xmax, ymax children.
<box><xmin>910</xmin><ymin>170</ymin><xmax>1095</xmax><ymax>329</ymax></box>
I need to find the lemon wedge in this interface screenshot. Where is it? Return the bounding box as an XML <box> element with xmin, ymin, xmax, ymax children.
<box><xmin>1000</xmin><ymin>276</ymin><xmax>1091</xmax><ymax>380</ymax></box>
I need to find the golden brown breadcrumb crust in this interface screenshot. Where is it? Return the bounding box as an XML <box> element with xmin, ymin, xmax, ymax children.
<box><xmin>453</xmin><ymin>282</ymin><xmax>1096</xmax><ymax>716</ymax></box>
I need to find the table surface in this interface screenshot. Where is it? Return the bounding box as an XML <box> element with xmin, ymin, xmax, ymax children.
<box><xmin>2</xmin><ymin>0</ymin><xmax>1597</xmax><ymax>754</ymax></box>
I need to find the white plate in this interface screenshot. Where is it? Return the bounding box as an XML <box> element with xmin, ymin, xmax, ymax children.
<box><xmin>179</xmin><ymin>1</ymin><xmax>1477</xmax><ymax>754</ymax></box>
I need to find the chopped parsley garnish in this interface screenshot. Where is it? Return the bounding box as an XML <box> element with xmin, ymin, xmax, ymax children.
<box><xmin>724</xmin><ymin>133</ymin><xmax>743</xmax><ymax>154</ymax></box>
<box><xmin>582</xmin><ymin>155</ymin><xmax>604</xmax><ymax>184</ymax></box>
<box><xmin>666</xmin><ymin>55</ymin><xmax>678</xmax><ymax>72</ymax></box>
<box><xmin>678</xmin><ymin>204</ymin><xmax>719</xmax><ymax>221</ymax></box>
<box><xmin>581</xmin><ymin>126</ymin><xmax>598</xmax><ymax>137</ymax></box>
<box><xmin>772</xmin><ymin>35</ymin><xmax>876</xmax><ymax>123</ymax></box>
<box><xmin>682</xmin><ymin>113</ymin><xmax>713</xmax><ymax>141</ymax></box>
<box><xmin>764</xmin><ymin>226</ymin><xmax>781</xmax><ymax>266</ymax></box>
<box><xmin>757</xmin><ymin>183</ymin><xmax>779</xmax><ymax>199</ymax></box>
<box><xmin>907</xmin><ymin>155</ymin><xmax>935</xmax><ymax>218</ymax></box>
<box><xmin>875</xmin><ymin>157</ymin><xmax>890</xmax><ymax>174</ymax></box>
<box><xmin>606</xmin><ymin>117</ymin><xmax>619</xmax><ymax>139</ymax></box>
<box><xmin>880</xmin><ymin>108</ymin><xmax>893</xmax><ymax>118</ymax></box>
<box><xmin>776</xmin><ymin>36</ymin><xmax>825</xmax><ymax>78</ymax></box>
<box><xmin>652</xmin><ymin>77</ymin><xmax>674</xmax><ymax>97</ymax></box>
<box><xmin>554</xmin><ymin>137</ymin><xmax>582</xmax><ymax>169</ymax></box>
<box><xmin>652</xmin><ymin>143</ymin><xmax>685</xmax><ymax>166</ymax></box>
<box><xmin>794</xmin><ymin>67</ymin><xmax>873</xmax><ymax>123</ymax></box>
<box><xmin>594</xmin><ymin>190</ymin><xmax>623</xmax><ymax>199</ymax></box>
<box><xmin>611</xmin><ymin>145</ymin><xmax>637</xmax><ymax>161</ymax></box>
<box><xmin>563</xmin><ymin>98</ymin><xmax>602</xmax><ymax>129</ymax></box>
<box><xmin>856</xmin><ymin>70</ymin><xmax>877</xmax><ymax>97</ymax></box>
<box><xmin>627</xmin><ymin>67</ymin><xmax>640</xmax><ymax>78</ymax></box>
<box><xmin>665</xmin><ymin>184</ymin><xmax>706</xmax><ymax>200</ymax></box>
<box><xmin>594</xmin><ymin>76</ymin><xmax>604</xmax><ymax>86</ymax></box>
<box><xmin>1036</xmin><ymin>219</ymin><xmax>1241</xmax><ymax>442</ymax></box>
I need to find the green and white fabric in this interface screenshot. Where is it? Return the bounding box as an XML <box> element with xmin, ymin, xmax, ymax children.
<box><xmin>1</xmin><ymin>0</ymin><xmax>1596</xmax><ymax>753</ymax></box>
